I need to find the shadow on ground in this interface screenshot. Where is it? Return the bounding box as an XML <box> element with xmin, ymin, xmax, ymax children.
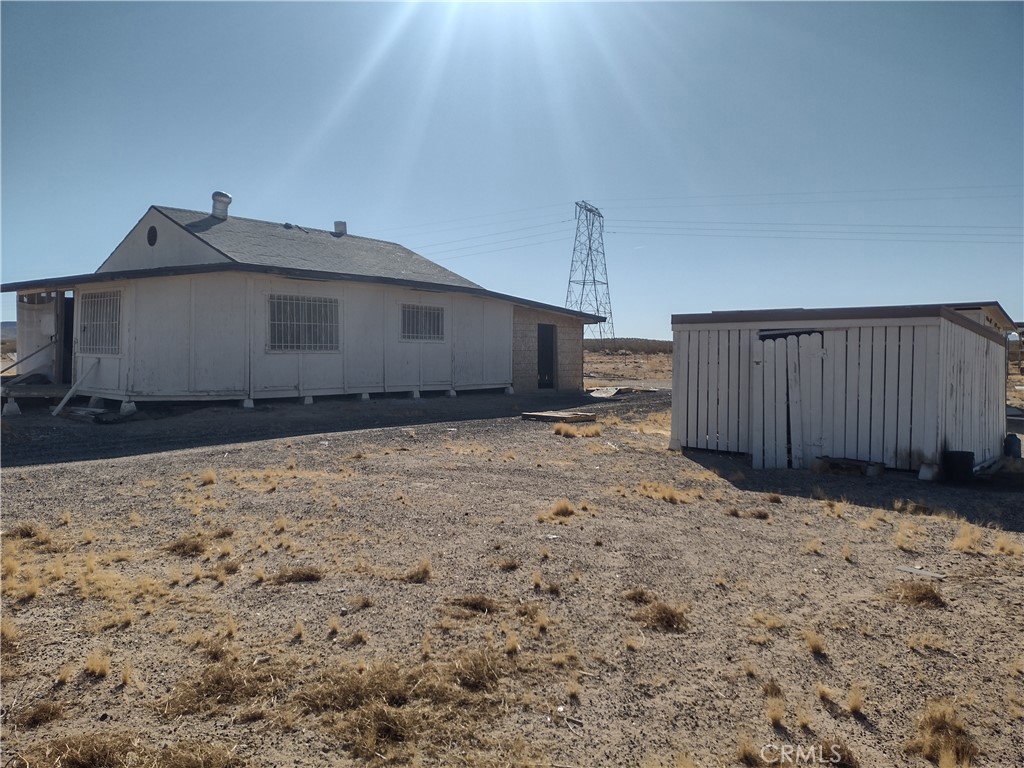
<box><xmin>0</xmin><ymin>389</ymin><xmax>602</xmax><ymax>468</ymax></box>
<box><xmin>680</xmin><ymin>448</ymin><xmax>1024</xmax><ymax>533</ymax></box>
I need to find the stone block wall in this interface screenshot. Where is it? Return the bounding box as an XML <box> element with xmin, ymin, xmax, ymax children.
<box><xmin>512</xmin><ymin>306</ymin><xmax>584</xmax><ymax>392</ymax></box>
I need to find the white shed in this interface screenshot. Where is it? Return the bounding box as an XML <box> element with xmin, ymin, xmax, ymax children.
<box><xmin>2</xmin><ymin>193</ymin><xmax>601</xmax><ymax>409</ymax></box>
<box><xmin>669</xmin><ymin>303</ymin><xmax>1014</xmax><ymax>471</ymax></box>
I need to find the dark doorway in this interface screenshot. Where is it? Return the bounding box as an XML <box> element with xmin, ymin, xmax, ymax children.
<box><xmin>59</xmin><ymin>294</ymin><xmax>74</xmax><ymax>384</ymax></box>
<box><xmin>537</xmin><ymin>324</ymin><xmax>555</xmax><ymax>389</ymax></box>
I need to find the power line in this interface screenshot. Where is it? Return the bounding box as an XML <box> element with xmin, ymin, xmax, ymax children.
<box><xmin>595</xmin><ymin>183</ymin><xmax>1023</xmax><ymax>204</ymax></box>
<box><xmin>418</xmin><ymin>227</ymin><xmax>576</xmax><ymax>256</ymax></box>
<box><xmin>602</xmin><ymin>193</ymin><xmax>1023</xmax><ymax>210</ymax></box>
<box><xmin>433</xmin><ymin>235</ymin><xmax>573</xmax><ymax>261</ymax></box>
<box><xmin>411</xmin><ymin>219</ymin><xmax>572</xmax><ymax>250</ymax></box>
<box><xmin>603</xmin><ymin>229</ymin><xmax>1022</xmax><ymax>245</ymax></box>
<box><xmin>606</xmin><ymin>218</ymin><xmax>1022</xmax><ymax>230</ymax></box>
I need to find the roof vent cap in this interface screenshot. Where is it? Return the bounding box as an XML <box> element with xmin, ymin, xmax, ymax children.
<box><xmin>211</xmin><ymin>191</ymin><xmax>232</xmax><ymax>220</ymax></box>
<box><xmin>333</xmin><ymin>221</ymin><xmax>347</xmax><ymax>236</ymax></box>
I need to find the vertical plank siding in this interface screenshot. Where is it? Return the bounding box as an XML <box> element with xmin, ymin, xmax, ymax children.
<box><xmin>937</xmin><ymin>318</ymin><xmax>1005</xmax><ymax>466</ymax></box>
<box><xmin>672</xmin><ymin>316</ymin><xmax>1003</xmax><ymax>471</ymax></box>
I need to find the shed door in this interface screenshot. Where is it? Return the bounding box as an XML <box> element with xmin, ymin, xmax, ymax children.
<box><xmin>537</xmin><ymin>324</ymin><xmax>556</xmax><ymax>389</ymax></box>
<box><xmin>751</xmin><ymin>333</ymin><xmax>824</xmax><ymax>469</ymax></box>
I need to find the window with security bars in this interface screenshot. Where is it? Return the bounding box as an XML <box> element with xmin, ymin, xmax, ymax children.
<box><xmin>79</xmin><ymin>291</ymin><xmax>122</xmax><ymax>355</ymax></box>
<box><xmin>268</xmin><ymin>295</ymin><xmax>339</xmax><ymax>352</ymax></box>
<box><xmin>401</xmin><ymin>304</ymin><xmax>444</xmax><ymax>342</ymax></box>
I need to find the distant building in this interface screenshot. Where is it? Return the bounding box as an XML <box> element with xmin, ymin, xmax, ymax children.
<box><xmin>670</xmin><ymin>303</ymin><xmax>1015</xmax><ymax>471</ymax></box>
<box><xmin>2</xmin><ymin>192</ymin><xmax>601</xmax><ymax>408</ymax></box>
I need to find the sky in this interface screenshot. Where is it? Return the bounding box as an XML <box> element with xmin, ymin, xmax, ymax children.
<box><xmin>2</xmin><ymin>1</ymin><xmax>1022</xmax><ymax>339</ymax></box>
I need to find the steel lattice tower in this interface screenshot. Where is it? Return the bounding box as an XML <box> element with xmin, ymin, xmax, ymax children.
<box><xmin>565</xmin><ymin>201</ymin><xmax>615</xmax><ymax>339</ymax></box>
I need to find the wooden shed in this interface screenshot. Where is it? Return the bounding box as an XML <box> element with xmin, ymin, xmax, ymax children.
<box><xmin>2</xmin><ymin>193</ymin><xmax>601</xmax><ymax>410</ymax></box>
<box><xmin>669</xmin><ymin>303</ymin><xmax>1014</xmax><ymax>471</ymax></box>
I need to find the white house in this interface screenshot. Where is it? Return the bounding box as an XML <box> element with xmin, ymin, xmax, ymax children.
<box><xmin>669</xmin><ymin>303</ymin><xmax>1014</xmax><ymax>472</ymax></box>
<box><xmin>2</xmin><ymin>192</ymin><xmax>601</xmax><ymax>410</ymax></box>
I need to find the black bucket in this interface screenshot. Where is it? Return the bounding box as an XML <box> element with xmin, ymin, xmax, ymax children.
<box><xmin>1004</xmin><ymin>434</ymin><xmax>1022</xmax><ymax>458</ymax></box>
<box><xmin>941</xmin><ymin>451</ymin><xmax>975</xmax><ymax>484</ymax></box>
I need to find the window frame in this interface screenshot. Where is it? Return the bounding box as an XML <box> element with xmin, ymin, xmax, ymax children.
<box><xmin>266</xmin><ymin>294</ymin><xmax>340</xmax><ymax>353</ymax></box>
<box><xmin>78</xmin><ymin>290</ymin><xmax>122</xmax><ymax>356</ymax></box>
<box><xmin>400</xmin><ymin>303</ymin><xmax>445</xmax><ymax>343</ymax></box>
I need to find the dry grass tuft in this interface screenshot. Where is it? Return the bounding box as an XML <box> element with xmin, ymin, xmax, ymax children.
<box><xmin>950</xmin><ymin>523</ymin><xmax>983</xmax><ymax>553</ymax></box>
<box><xmin>802</xmin><ymin>629</ymin><xmax>827</xmax><ymax>657</ymax></box>
<box><xmin>17</xmin><ymin>734</ymin><xmax>246</xmax><ymax>768</ymax></box>
<box><xmin>622</xmin><ymin>586</ymin><xmax>657</xmax><ymax>605</ymax></box>
<box><xmin>802</xmin><ymin>538</ymin><xmax>823</xmax><ymax>555</ymax></box>
<box><xmin>818</xmin><ymin>739</ymin><xmax>860</xmax><ymax>768</ymax></box>
<box><xmin>538</xmin><ymin>499</ymin><xmax>576</xmax><ymax>523</ymax></box>
<box><xmin>766</xmin><ymin>697</ymin><xmax>785</xmax><ymax>727</ymax></box>
<box><xmin>890</xmin><ymin>580</ymin><xmax>945</xmax><ymax>608</ymax></box>
<box><xmin>84</xmin><ymin>648</ymin><xmax>111</xmax><ymax>678</ymax></box>
<box><xmin>1</xmin><ymin>615</ymin><xmax>19</xmax><ymax>651</ymax></box>
<box><xmin>554</xmin><ymin>422</ymin><xmax>602</xmax><ymax>438</ymax></box>
<box><xmin>632</xmin><ymin>601</ymin><xmax>688</xmax><ymax>633</ymax></box>
<box><xmin>904</xmin><ymin>700</ymin><xmax>978</xmax><ymax>767</ymax></box>
<box><xmin>15</xmin><ymin>700</ymin><xmax>64</xmax><ymax>729</ymax></box>
<box><xmin>452</xmin><ymin>594</ymin><xmax>502</xmax><ymax>614</ymax></box>
<box><xmin>736</xmin><ymin>734</ymin><xmax>765</xmax><ymax>766</ymax></box>
<box><xmin>847</xmin><ymin>682</ymin><xmax>866</xmax><ymax>715</ymax></box>
<box><xmin>497</xmin><ymin>557</ymin><xmax>519</xmax><ymax>572</ymax></box>
<box><xmin>638</xmin><ymin>480</ymin><xmax>694</xmax><ymax>504</ymax></box>
<box><xmin>199</xmin><ymin>469</ymin><xmax>217</xmax><ymax>486</ymax></box>
<box><xmin>272</xmin><ymin>566</ymin><xmax>323</xmax><ymax>584</ymax></box>
<box><xmin>893</xmin><ymin>521</ymin><xmax>921</xmax><ymax>552</ymax></box>
<box><xmin>349</xmin><ymin>594</ymin><xmax>375</xmax><ymax>611</ymax></box>
<box><xmin>164</xmin><ymin>534</ymin><xmax>207</xmax><ymax>557</ymax></box>
<box><xmin>992</xmin><ymin>532</ymin><xmax>1023</xmax><ymax>557</ymax></box>
<box><xmin>293</xmin><ymin>650</ymin><xmax>509</xmax><ymax>759</ymax></box>
<box><xmin>162</xmin><ymin>659</ymin><xmax>293</xmax><ymax>717</ymax></box>
<box><xmin>402</xmin><ymin>558</ymin><xmax>432</xmax><ymax>583</ymax></box>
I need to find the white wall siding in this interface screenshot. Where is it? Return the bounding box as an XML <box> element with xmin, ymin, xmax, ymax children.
<box><xmin>669</xmin><ymin>328</ymin><xmax>753</xmax><ymax>454</ymax></box>
<box><xmin>69</xmin><ymin>274</ymin><xmax>519</xmax><ymax>401</ymax></box>
<box><xmin>672</xmin><ymin>313</ymin><xmax>1002</xmax><ymax>471</ymax></box>
<box><xmin>938</xmin><ymin>318</ymin><xmax>1005</xmax><ymax>465</ymax></box>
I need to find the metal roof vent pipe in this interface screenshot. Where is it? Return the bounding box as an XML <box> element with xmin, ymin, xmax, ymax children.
<box><xmin>211</xmin><ymin>191</ymin><xmax>232</xmax><ymax>220</ymax></box>
<box><xmin>333</xmin><ymin>221</ymin><xmax>347</xmax><ymax>237</ymax></box>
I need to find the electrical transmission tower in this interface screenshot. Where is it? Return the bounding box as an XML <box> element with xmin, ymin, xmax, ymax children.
<box><xmin>565</xmin><ymin>201</ymin><xmax>615</xmax><ymax>339</ymax></box>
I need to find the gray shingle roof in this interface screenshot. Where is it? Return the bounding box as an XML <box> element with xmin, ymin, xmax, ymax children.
<box><xmin>154</xmin><ymin>206</ymin><xmax>483</xmax><ymax>290</ymax></box>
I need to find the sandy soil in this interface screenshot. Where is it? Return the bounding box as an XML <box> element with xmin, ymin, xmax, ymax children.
<box><xmin>584</xmin><ymin>351</ymin><xmax>673</xmax><ymax>390</ymax></box>
<box><xmin>1</xmin><ymin>370</ymin><xmax>1022</xmax><ymax>767</ymax></box>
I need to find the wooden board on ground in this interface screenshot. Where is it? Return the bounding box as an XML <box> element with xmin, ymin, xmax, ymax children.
<box><xmin>522</xmin><ymin>410</ymin><xmax>597</xmax><ymax>423</ymax></box>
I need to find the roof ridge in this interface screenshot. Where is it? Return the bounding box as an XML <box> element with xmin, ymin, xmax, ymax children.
<box><xmin>152</xmin><ymin>205</ymin><xmax>408</xmax><ymax>249</ymax></box>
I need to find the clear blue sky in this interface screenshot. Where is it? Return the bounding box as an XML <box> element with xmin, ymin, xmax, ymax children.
<box><xmin>2</xmin><ymin>1</ymin><xmax>1021</xmax><ymax>338</ymax></box>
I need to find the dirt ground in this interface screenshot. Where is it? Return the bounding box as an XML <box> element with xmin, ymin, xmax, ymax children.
<box><xmin>1</xmin><ymin>356</ymin><xmax>1022</xmax><ymax>768</ymax></box>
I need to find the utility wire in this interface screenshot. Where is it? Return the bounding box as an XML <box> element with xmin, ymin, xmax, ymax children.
<box><xmin>411</xmin><ymin>219</ymin><xmax>572</xmax><ymax>250</ymax></box>
<box><xmin>595</xmin><ymin>183</ymin><xmax>1023</xmax><ymax>204</ymax></box>
<box><xmin>604</xmin><ymin>230</ymin><xmax>1021</xmax><ymax>245</ymax></box>
<box><xmin>433</xmin><ymin>235</ymin><xmax>574</xmax><ymax>261</ymax></box>
<box><xmin>606</xmin><ymin>218</ymin><xmax>1022</xmax><ymax>230</ymax></box>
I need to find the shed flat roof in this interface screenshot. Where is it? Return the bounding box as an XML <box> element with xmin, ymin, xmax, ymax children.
<box><xmin>671</xmin><ymin>302</ymin><xmax>1013</xmax><ymax>344</ymax></box>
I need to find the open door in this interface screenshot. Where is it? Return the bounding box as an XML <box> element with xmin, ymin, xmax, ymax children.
<box><xmin>58</xmin><ymin>294</ymin><xmax>74</xmax><ymax>384</ymax></box>
<box><xmin>537</xmin><ymin>324</ymin><xmax>555</xmax><ymax>389</ymax></box>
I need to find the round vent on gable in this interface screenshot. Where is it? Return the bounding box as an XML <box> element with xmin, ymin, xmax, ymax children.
<box><xmin>147</xmin><ymin>226</ymin><xmax>158</xmax><ymax>246</ymax></box>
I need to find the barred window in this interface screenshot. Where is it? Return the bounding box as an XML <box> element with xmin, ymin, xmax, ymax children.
<box><xmin>401</xmin><ymin>304</ymin><xmax>444</xmax><ymax>342</ymax></box>
<box><xmin>79</xmin><ymin>291</ymin><xmax>122</xmax><ymax>355</ymax></box>
<box><xmin>268</xmin><ymin>294</ymin><xmax>339</xmax><ymax>352</ymax></box>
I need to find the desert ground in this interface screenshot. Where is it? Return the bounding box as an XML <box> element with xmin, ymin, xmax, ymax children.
<box><xmin>1</xmin><ymin>350</ymin><xmax>1022</xmax><ymax>768</ymax></box>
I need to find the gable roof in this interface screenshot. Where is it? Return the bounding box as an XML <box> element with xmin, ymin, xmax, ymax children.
<box><xmin>2</xmin><ymin>204</ymin><xmax>603</xmax><ymax>323</ymax></box>
<box><xmin>143</xmin><ymin>206</ymin><xmax>483</xmax><ymax>290</ymax></box>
